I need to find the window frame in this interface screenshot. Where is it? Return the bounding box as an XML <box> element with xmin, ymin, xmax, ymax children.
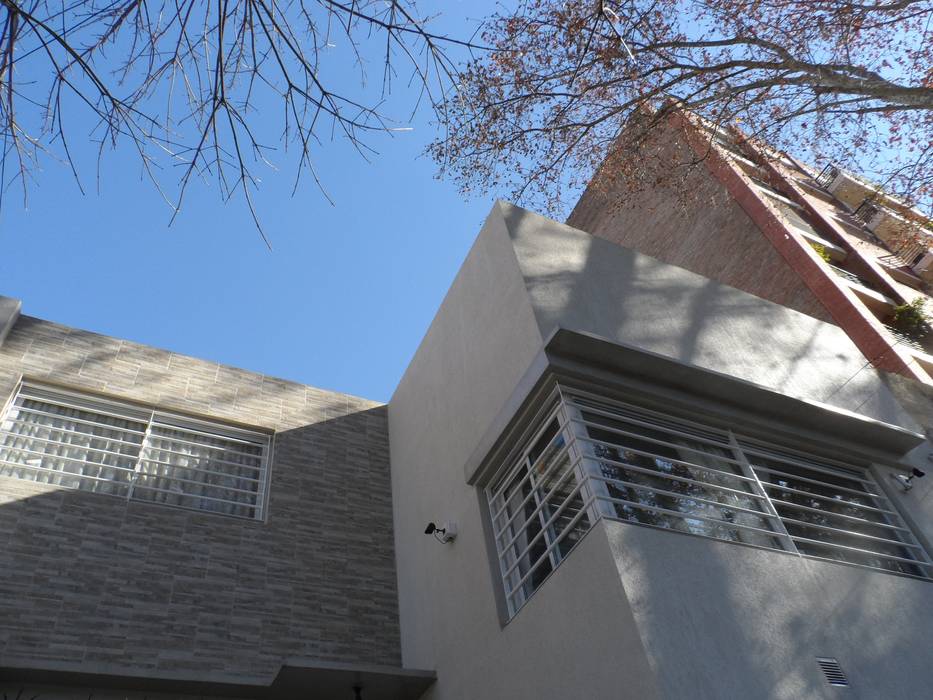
<box><xmin>0</xmin><ymin>380</ymin><xmax>274</xmax><ymax>521</ymax></box>
<box><xmin>486</xmin><ymin>403</ymin><xmax>595</xmax><ymax>613</ymax></box>
<box><xmin>483</xmin><ymin>383</ymin><xmax>932</xmax><ymax>619</ymax></box>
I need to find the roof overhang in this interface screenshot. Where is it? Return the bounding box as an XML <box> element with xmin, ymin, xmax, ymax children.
<box><xmin>0</xmin><ymin>658</ymin><xmax>435</xmax><ymax>699</ymax></box>
<box><xmin>544</xmin><ymin>327</ymin><xmax>926</xmax><ymax>458</ymax></box>
<box><xmin>465</xmin><ymin>327</ymin><xmax>925</xmax><ymax>486</ymax></box>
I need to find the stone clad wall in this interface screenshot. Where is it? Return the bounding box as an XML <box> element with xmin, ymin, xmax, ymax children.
<box><xmin>0</xmin><ymin>316</ymin><xmax>400</xmax><ymax>681</ymax></box>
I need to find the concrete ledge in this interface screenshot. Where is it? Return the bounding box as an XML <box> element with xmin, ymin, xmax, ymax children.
<box><xmin>0</xmin><ymin>296</ymin><xmax>21</xmax><ymax>347</ymax></box>
<box><xmin>545</xmin><ymin>327</ymin><xmax>925</xmax><ymax>458</ymax></box>
<box><xmin>465</xmin><ymin>327</ymin><xmax>926</xmax><ymax>486</ymax></box>
<box><xmin>0</xmin><ymin>658</ymin><xmax>436</xmax><ymax>699</ymax></box>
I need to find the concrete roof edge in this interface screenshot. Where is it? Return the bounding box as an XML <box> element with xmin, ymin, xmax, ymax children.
<box><xmin>544</xmin><ymin>327</ymin><xmax>926</xmax><ymax>457</ymax></box>
<box><xmin>0</xmin><ymin>295</ymin><xmax>22</xmax><ymax>348</ymax></box>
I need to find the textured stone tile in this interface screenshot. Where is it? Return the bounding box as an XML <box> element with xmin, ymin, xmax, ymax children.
<box><xmin>0</xmin><ymin>315</ymin><xmax>400</xmax><ymax>681</ymax></box>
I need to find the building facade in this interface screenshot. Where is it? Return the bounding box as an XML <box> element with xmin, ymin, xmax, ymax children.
<box><xmin>390</xmin><ymin>202</ymin><xmax>933</xmax><ymax>699</ymax></box>
<box><xmin>1</xmin><ymin>198</ymin><xmax>933</xmax><ymax>698</ymax></box>
<box><xmin>568</xmin><ymin>111</ymin><xmax>933</xmax><ymax>386</ymax></box>
<box><xmin>0</xmin><ymin>302</ymin><xmax>431</xmax><ymax>699</ymax></box>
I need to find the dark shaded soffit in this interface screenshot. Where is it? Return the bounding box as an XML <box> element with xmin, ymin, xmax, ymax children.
<box><xmin>0</xmin><ymin>658</ymin><xmax>436</xmax><ymax>700</ymax></box>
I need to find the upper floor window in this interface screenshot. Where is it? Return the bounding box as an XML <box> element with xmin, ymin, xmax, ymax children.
<box><xmin>485</xmin><ymin>387</ymin><xmax>932</xmax><ymax>617</ymax></box>
<box><xmin>0</xmin><ymin>382</ymin><xmax>271</xmax><ymax>519</ymax></box>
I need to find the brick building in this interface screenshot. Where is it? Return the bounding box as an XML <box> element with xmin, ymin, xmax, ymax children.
<box><xmin>568</xmin><ymin>112</ymin><xmax>933</xmax><ymax>386</ymax></box>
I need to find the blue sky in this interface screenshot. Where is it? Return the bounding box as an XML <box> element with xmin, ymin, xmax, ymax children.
<box><xmin>0</xmin><ymin>1</ymin><xmax>520</xmax><ymax>403</ymax></box>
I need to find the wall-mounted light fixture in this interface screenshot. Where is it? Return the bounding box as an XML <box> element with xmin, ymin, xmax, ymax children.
<box><xmin>424</xmin><ymin>521</ymin><xmax>457</xmax><ymax>544</ymax></box>
<box><xmin>892</xmin><ymin>467</ymin><xmax>926</xmax><ymax>492</ymax></box>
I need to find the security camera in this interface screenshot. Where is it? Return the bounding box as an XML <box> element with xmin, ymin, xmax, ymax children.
<box><xmin>893</xmin><ymin>468</ymin><xmax>926</xmax><ymax>491</ymax></box>
<box><xmin>424</xmin><ymin>521</ymin><xmax>457</xmax><ymax>543</ymax></box>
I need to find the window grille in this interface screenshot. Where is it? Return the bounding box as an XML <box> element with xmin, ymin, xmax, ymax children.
<box><xmin>0</xmin><ymin>383</ymin><xmax>271</xmax><ymax>519</ymax></box>
<box><xmin>815</xmin><ymin>164</ymin><xmax>839</xmax><ymax>189</ymax></box>
<box><xmin>487</xmin><ymin>410</ymin><xmax>592</xmax><ymax>613</ymax></box>
<box><xmin>485</xmin><ymin>387</ymin><xmax>932</xmax><ymax>617</ymax></box>
<box><xmin>853</xmin><ymin>200</ymin><xmax>880</xmax><ymax>225</ymax></box>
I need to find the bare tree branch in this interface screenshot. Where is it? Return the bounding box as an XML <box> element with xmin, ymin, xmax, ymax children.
<box><xmin>0</xmin><ymin>0</ymin><xmax>484</xmax><ymax>240</ymax></box>
<box><xmin>431</xmin><ymin>0</ymin><xmax>933</xmax><ymax>216</ymax></box>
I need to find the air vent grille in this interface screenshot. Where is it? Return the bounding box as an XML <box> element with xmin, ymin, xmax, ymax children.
<box><xmin>817</xmin><ymin>657</ymin><xmax>848</xmax><ymax>687</ymax></box>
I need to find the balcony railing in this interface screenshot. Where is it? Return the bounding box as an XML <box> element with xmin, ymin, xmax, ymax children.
<box><xmin>828</xmin><ymin>264</ymin><xmax>878</xmax><ymax>291</ymax></box>
<box><xmin>815</xmin><ymin>164</ymin><xmax>839</xmax><ymax>189</ymax></box>
<box><xmin>879</xmin><ymin>246</ymin><xmax>926</xmax><ymax>270</ymax></box>
<box><xmin>884</xmin><ymin>325</ymin><xmax>930</xmax><ymax>354</ymax></box>
<box><xmin>853</xmin><ymin>200</ymin><xmax>880</xmax><ymax>225</ymax></box>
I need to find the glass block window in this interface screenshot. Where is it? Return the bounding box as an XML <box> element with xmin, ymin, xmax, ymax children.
<box><xmin>485</xmin><ymin>387</ymin><xmax>931</xmax><ymax>618</ymax></box>
<box><xmin>0</xmin><ymin>383</ymin><xmax>271</xmax><ymax>519</ymax></box>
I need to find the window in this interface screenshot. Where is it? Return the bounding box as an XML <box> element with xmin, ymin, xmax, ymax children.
<box><xmin>743</xmin><ymin>442</ymin><xmax>925</xmax><ymax>577</ymax></box>
<box><xmin>487</xmin><ymin>413</ymin><xmax>591</xmax><ymax>612</ymax></box>
<box><xmin>576</xmin><ymin>397</ymin><xmax>779</xmax><ymax>550</ymax></box>
<box><xmin>485</xmin><ymin>387</ymin><xmax>931</xmax><ymax>617</ymax></box>
<box><xmin>0</xmin><ymin>382</ymin><xmax>271</xmax><ymax>519</ymax></box>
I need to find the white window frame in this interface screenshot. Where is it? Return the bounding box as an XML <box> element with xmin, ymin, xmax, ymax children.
<box><xmin>485</xmin><ymin>385</ymin><xmax>932</xmax><ymax>618</ymax></box>
<box><xmin>0</xmin><ymin>381</ymin><xmax>273</xmax><ymax>520</ymax></box>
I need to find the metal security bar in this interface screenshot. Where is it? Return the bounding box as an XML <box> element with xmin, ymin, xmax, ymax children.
<box><xmin>485</xmin><ymin>387</ymin><xmax>932</xmax><ymax>618</ymax></box>
<box><xmin>134</xmin><ymin>416</ymin><xmax>267</xmax><ymax>519</ymax></box>
<box><xmin>815</xmin><ymin>164</ymin><xmax>839</xmax><ymax>189</ymax></box>
<box><xmin>0</xmin><ymin>383</ymin><xmax>271</xmax><ymax>519</ymax></box>
<box><xmin>568</xmin><ymin>393</ymin><xmax>787</xmax><ymax>553</ymax></box>
<box><xmin>828</xmin><ymin>264</ymin><xmax>884</xmax><ymax>293</ymax></box>
<box><xmin>487</xmin><ymin>402</ymin><xmax>593</xmax><ymax>615</ymax></box>
<box><xmin>853</xmin><ymin>199</ymin><xmax>880</xmax><ymax>225</ymax></box>
<box><xmin>0</xmin><ymin>384</ymin><xmax>148</xmax><ymax>497</ymax></box>
<box><xmin>739</xmin><ymin>441</ymin><xmax>931</xmax><ymax>578</ymax></box>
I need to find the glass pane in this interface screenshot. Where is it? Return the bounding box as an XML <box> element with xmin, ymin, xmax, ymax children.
<box><xmin>488</xmin><ymin>416</ymin><xmax>593</xmax><ymax>612</ymax></box>
<box><xmin>583</xmin><ymin>412</ymin><xmax>777</xmax><ymax>548</ymax></box>
<box><xmin>496</xmin><ymin>464</ymin><xmax>552</xmax><ymax>600</ymax></box>
<box><xmin>783</xmin><ymin>524</ymin><xmax>923</xmax><ymax>576</ymax></box>
<box><xmin>535</xmin><ymin>451</ymin><xmax>589</xmax><ymax>559</ymax></box>
<box><xmin>0</xmin><ymin>396</ymin><xmax>144</xmax><ymax>495</ymax></box>
<box><xmin>752</xmin><ymin>457</ymin><xmax>922</xmax><ymax>575</ymax></box>
<box><xmin>528</xmin><ymin>419</ymin><xmax>561</xmax><ymax>467</ymax></box>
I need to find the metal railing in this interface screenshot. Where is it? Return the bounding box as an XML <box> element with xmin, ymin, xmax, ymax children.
<box><xmin>879</xmin><ymin>253</ymin><xmax>922</xmax><ymax>272</ymax></box>
<box><xmin>884</xmin><ymin>325</ymin><xmax>930</xmax><ymax>354</ymax></box>
<box><xmin>815</xmin><ymin>164</ymin><xmax>839</xmax><ymax>189</ymax></box>
<box><xmin>486</xmin><ymin>387</ymin><xmax>932</xmax><ymax>617</ymax></box>
<box><xmin>0</xmin><ymin>382</ymin><xmax>271</xmax><ymax>519</ymax></box>
<box><xmin>827</xmin><ymin>264</ymin><xmax>882</xmax><ymax>293</ymax></box>
<box><xmin>853</xmin><ymin>199</ymin><xmax>880</xmax><ymax>225</ymax></box>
